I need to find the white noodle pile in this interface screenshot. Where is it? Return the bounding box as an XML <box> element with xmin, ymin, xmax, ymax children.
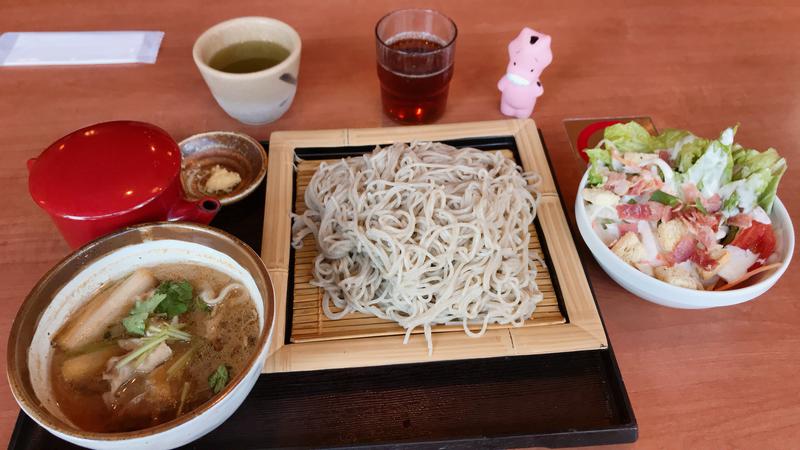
<box><xmin>291</xmin><ymin>142</ymin><xmax>544</xmax><ymax>353</ymax></box>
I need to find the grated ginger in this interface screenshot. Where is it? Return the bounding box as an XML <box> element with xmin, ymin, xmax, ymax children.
<box><xmin>204</xmin><ymin>165</ymin><xmax>241</xmax><ymax>194</ymax></box>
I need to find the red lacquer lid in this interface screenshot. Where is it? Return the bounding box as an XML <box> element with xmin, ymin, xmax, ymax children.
<box><xmin>28</xmin><ymin>121</ymin><xmax>181</xmax><ymax>218</ymax></box>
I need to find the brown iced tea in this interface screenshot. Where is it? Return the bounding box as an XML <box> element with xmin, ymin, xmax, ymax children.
<box><xmin>375</xmin><ymin>10</ymin><xmax>457</xmax><ymax>124</ymax></box>
<box><xmin>377</xmin><ymin>37</ymin><xmax>454</xmax><ymax>124</ymax></box>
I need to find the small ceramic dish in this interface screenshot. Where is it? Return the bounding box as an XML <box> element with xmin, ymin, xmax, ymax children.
<box><xmin>179</xmin><ymin>131</ymin><xmax>267</xmax><ymax>205</ymax></box>
<box><xmin>575</xmin><ymin>171</ymin><xmax>794</xmax><ymax>309</ymax></box>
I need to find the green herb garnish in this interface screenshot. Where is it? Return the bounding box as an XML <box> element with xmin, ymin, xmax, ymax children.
<box><xmin>121</xmin><ymin>280</ymin><xmax>194</xmax><ymax>335</ymax></box>
<box><xmin>649</xmin><ymin>190</ymin><xmax>681</xmax><ymax>207</ymax></box>
<box><xmin>208</xmin><ymin>364</ymin><xmax>229</xmax><ymax>394</ymax></box>
<box><xmin>154</xmin><ymin>281</ymin><xmax>193</xmax><ymax>318</ymax></box>
<box><xmin>627</xmin><ymin>198</ymin><xmax>637</xmax><ymax>204</ymax></box>
<box><xmin>122</xmin><ymin>292</ymin><xmax>167</xmax><ymax>335</ymax></box>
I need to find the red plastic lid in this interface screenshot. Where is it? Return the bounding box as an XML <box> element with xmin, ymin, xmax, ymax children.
<box><xmin>29</xmin><ymin>121</ymin><xmax>181</xmax><ymax>218</ymax></box>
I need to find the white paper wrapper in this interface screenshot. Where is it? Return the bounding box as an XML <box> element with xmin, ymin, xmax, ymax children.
<box><xmin>0</xmin><ymin>31</ymin><xmax>164</xmax><ymax>66</ymax></box>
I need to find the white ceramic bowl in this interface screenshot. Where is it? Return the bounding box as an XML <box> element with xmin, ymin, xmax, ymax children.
<box><xmin>7</xmin><ymin>223</ymin><xmax>275</xmax><ymax>449</ymax></box>
<box><xmin>575</xmin><ymin>171</ymin><xmax>794</xmax><ymax>309</ymax></box>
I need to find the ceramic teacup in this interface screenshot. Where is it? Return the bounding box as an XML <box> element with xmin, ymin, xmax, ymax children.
<box><xmin>193</xmin><ymin>17</ymin><xmax>301</xmax><ymax>125</ymax></box>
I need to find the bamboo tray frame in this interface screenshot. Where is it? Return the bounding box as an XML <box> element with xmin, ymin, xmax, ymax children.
<box><xmin>261</xmin><ymin>119</ymin><xmax>607</xmax><ymax>373</ymax></box>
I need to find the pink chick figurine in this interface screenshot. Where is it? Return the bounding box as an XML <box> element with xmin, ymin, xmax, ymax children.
<box><xmin>498</xmin><ymin>28</ymin><xmax>553</xmax><ymax>118</ymax></box>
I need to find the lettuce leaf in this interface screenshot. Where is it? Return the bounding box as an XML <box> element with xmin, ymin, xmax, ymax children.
<box><xmin>732</xmin><ymin>146</ymin><xmax>783</xmax><ymax>178</ymax></box>
<box><xmin>650</xmin><ymin>129</ymin><xmax>690</xmax><ymax>150</ymax></box>
<box><xmin>683</xmin><ymin>127</ymin><xmax>736</xmax><ymax>198</ymax></box>
<box><xmin>603</xmin><ymin>121</ymin><xmax>654</xmax><ymax>153</ymax></box>
<box><xmin>593</xmin><ymin>121</ymin><xmax>786</xmax><ymax>213</ymax></box>
<box><xmin>585</xmin><ymin>147</ymin><xmax>610</xmax><ymax>186</ymax></box>
<box><xmin>730</xmin><ymin>146</ymin><xmax>786</xmax><ymax>213</ymax></box>
<box><xmin>722</xmin><ymin>191</ymin><xmax>739</xmax><ymax>212</ymax></box>
<box><xmin>676</xmin><ymin>137</ymin><xmax>710</xmax><ymax>172</ymax></box>
<box><xmin>757</xmin><ymin>163</ymin><xmax>786</xmax><ymax>213</ymax></box>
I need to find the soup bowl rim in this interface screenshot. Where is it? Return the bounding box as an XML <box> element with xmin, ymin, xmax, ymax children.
<box><xmin>6</xmin><ymin>221</ymin><xmax>275</xmax><ymax>441</ymax></box>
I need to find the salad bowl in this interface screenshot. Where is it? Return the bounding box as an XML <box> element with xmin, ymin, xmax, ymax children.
<box><xmin>574</xmin><ymin>122</ymin><xmax>794</xmax><ymax>309</ymax></box>
<box><xmin>576</xmin><ymin>171</ymin><xmax>793</xmax><ymax>308</ymax></box>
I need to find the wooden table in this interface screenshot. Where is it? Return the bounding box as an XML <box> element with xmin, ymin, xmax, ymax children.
<box><xmin>2</xmin><ymin>0</ymin><xmax>799</xmax><ymax>447</ymax></box>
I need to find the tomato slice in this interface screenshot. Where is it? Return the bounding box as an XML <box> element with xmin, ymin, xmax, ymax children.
<box><xmin>730</xmin><ymin>221</ymin><xmax>776</xmax><ymax>266</ymax></box>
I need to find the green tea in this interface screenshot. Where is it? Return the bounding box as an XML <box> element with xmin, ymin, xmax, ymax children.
<box><xmin>209</xmin><ymin>40</ymin><xmax>290</xmax><ymax>74</ymax></box>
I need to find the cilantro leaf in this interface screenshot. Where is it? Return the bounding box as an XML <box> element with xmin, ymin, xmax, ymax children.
<box><xmin>154</xmin><ymin>281</ymin><xmax>193</xmax><ymax>318</ymax></box>
<box><xmin>122</xmin><ymin>292</ymin><xmax>166</xmax><ymax>335</ymax></box>
<box><xmin>208</xmin><ymin>364</ymin><xmax>229</xmax><ymax>394</ymax></box>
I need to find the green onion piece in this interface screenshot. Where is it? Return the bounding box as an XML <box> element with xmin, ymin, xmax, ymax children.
<box><xmin>177</xmin><ymin>381</ymin><xmax>190</xmax><ymax>417</ymax></box>
<box><xmin>627</xmin><ymin>198</ymin><xmax>637</xmax><ymax>204</ymax></box>
<box><xmin>167</xmin><ymin>343</ymin><xmax>198</xmax><ymax>379</ymax></box>
<box><xmin>695</xmin><ymin>198</ymin><xmax>708</xmax><ymax>214</ymax></box>
<box><xmin>115</xmin><ymin>335</ymin><xmax>168</xmax><ymax>369</ymax></box>
<box><xmin>649</xmin><ymin>190</ymin><xmax>681</xmax><ymax>207</ymax></box>
<box><xmin>721</xmin><ymin>226</ymin><xmax>739</xmax><ymax>245</ymax></box>
<box><xmin>115</xmin><ymin>324</ymin><xmax>191</xmax><ymax>369</ymax></box>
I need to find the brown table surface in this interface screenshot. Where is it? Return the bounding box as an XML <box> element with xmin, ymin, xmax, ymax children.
<box><xmin>2</xmin><ymin>0</ymin><xmax>799</xmax><ymax>448</ymax></box>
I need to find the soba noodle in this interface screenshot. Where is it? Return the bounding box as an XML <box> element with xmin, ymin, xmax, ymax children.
<box><xmin>291</xmin><ymin>142</ymin><xmax>544</xmax><ymax>353</ymax></box>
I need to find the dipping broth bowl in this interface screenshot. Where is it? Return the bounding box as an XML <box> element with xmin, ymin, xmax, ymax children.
<box><xmin>7</xmin><ymin>222</ymin><xmax>275</xmax><ymax>449</ymax></box>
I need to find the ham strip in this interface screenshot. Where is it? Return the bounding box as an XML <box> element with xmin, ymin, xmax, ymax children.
<box><xmin>617</xmin><ymin>202</ymin><xmax>670</xmax><ymax>223</ymax></box>
<box><xmin>691</xmin><ymin>249</ymin><xmax>718</xmax><ymax>271</ymax></box>
<box><xmin>704</xmin><ymin>194</ymin><xmax>722</xmax><ymax>213</ymax></box>
<box><xmin>604</xmin><ymin>172</ymin><xmax>631</xmax><ymax>195</ymax></box>
<box><xmin>618</xmin><ymin>222</ymin><xmax>638</xmax><ymax>234</ymax></box>
<box><xmin>728</xmin><ymin>213</ymin><xmax>753</xmax><ymax>228</ymax></box>
<box><xmin>628</xmin><ymin>171</ymin><xmax>663</xmax><ymax>196</ymax></box>
<box><xmin>672</xmin><ymin>236</ymin><xmax>696</xmax><ymax>263</ymax></box>
<box><xmin>695</xmin><ymin>226</ymin><xmax>718</xmax><ymax>250</ymax></box>
<box><xmin>682</xmin><ymin>183</ymin><xmax>701</xmax><ymax>204</ymax></box>
<box><xmin>617</xmin><ymin>204</ymin><xmax>653</xmax><ymax>221</ymax></box>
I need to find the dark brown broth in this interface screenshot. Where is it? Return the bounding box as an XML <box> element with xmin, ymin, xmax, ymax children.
<box><xmin>50</xmin><ymin>263</ymin><xmax>260</xmax><ymax>433</ymax></box>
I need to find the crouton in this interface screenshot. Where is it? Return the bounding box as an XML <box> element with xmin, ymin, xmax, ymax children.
<box><xmin>611</xmin><ymin>232</ymin><xmax>646</xmax><ymax>266</ymax></box>
<box><xmin>582</xmin><ymin>188</ymin><xmax>620</xmax><ymax>207</ymax></box>
<box><xmin>699</xmin><ymin>248</ymin><xmax>730</xmax><ymax>280</ymax></box>
<box><xmin>657</xmin><ymin>220</ymin><xmax>687</xmax><ymax>252</ymax></box>
<box><xmin>635</xmin><ymin>263</ymin><xmax>654</xmax><ymax>276</ymax></box>
<box><xmin>654</xmin><ymin>263</ymin><xmax>703</xmax><ymax>290</ymax></box>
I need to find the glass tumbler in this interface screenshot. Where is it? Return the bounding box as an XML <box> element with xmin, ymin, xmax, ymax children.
<box><xmin>375</xmin><ymin>9</ymin><xmax>457</xmax><ymax>124</ymax></box>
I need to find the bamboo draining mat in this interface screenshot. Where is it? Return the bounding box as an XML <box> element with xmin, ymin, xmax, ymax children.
<box><xmin>262</xmin><ymin>119</ymin><xmax>607</xmax><ymax>373</ymax></box>
<box><xmin>291</xmin><ymin>154</ymin><xmax>564</xmax><ymax>343</ymax></box>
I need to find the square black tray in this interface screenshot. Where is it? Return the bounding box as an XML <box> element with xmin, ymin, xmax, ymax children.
<box><xmin>9</xmin><ymin>135</ymin><xmax>637</xmax><ymax>449</ymax></box>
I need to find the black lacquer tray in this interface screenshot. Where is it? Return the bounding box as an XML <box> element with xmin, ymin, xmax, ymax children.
<box><xmin>9</xmin><ymin>133</ymin><xmax>637</xmax><ymax>449</ymax></box>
